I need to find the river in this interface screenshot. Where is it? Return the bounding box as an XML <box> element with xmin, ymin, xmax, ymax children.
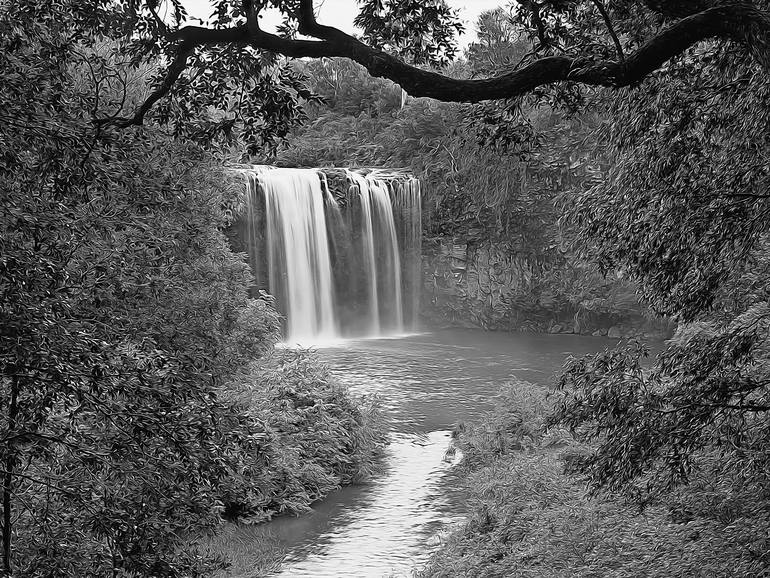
<box><xmin>235</xmin><ymin>328</ymin><xmax>612</xmax><ymax>577</ymax></box>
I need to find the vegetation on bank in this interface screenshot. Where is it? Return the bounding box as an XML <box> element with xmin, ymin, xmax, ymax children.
<box><xmin>422</xmin><ymin>380</ymin><xmax>770</xmax><ymax>577</ymax></box>
<box><xmin>423</xmin><ymin>6</ymin><xmax>770</xmax><ymax>576</ymax></box>
<box><xmin>219</xmin><ymin>349</ymin><xmax>386</xmax><ymax>525</ymax></box>
<box><xmin>0</xmin><ymin>7</ymin><xmax>385</xmax><ymax>573</ymax></box>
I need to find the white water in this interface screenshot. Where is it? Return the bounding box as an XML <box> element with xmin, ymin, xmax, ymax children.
<box><xmin>392</xmin><ymin>177</ymin><xmax>422</xmax><ymax>329</ymax></box>
<box><xmin>241</xmin><ymin>167</ymin><xmax>421</xmax><ymax>343</ymax></box>
<box><xmin>350</xmin><ymin>173</ymin><xmax>382</xmax><ymax>335</ymax></box>
<box><xmin>372</xmin><ymin>179</ymin><xmax>404</xmax><ymax>332</ymax></box>
<box><xmin>259</xmin><ymin>168</ymin><xmax>337</xmax><ymax>343</ymax></box>
<box><xmin>347</xmin><ymin>172</ymin><xmax>405</xmax><ymax>334</ymax></box>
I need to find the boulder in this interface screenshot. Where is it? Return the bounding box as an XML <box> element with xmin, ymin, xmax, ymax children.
<box><xmin>607</xmin><ymin>326</ymin><xmax>622</xmax><ymax>338</ymax></box>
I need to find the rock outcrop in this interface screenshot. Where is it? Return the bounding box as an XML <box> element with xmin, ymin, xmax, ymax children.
<box><xmin>422</xmin><ymin>236</ymin><xmax>673</xmax><ymax>338</ymax></box>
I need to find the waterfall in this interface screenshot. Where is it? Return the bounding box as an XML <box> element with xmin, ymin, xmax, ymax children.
<box><xmin>351</xmin><ymin>174</ymin><xmax>382</xmax><ymax>335</ymax></box>
<box><xmin>394</xmin><ymin>177</ymin><xmax>422</xmax><ymax>329</ymax></box>
<box><xmin>347</xmin><ymin>171</ymin><xmax>404</xmax><ymax>334</ymax></box>
<box><xmin>260</xmin><ymin>168</ymin><xmax>337</xmax><ymax>341</ymax></box>
<box><xmin>239</xmin><ymin>166</ymin><xmax>421</xmax><ymax>344</ymax></box>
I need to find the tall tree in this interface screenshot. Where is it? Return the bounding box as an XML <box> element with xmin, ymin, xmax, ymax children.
<box><xmin>550</xmin><ymin>35</ymin><xmax>770</xmax><ymax>510</ymax></box>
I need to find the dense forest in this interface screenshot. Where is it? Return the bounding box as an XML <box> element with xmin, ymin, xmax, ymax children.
<box><xmin>276</xmin><ymin>35</ymin><xmax>660</xmax><ymax>336</ymax></box>
<box><xmin>2</xmin><ymin>0</ymin><xmax>769</xmax><ymax>576</ymax></box>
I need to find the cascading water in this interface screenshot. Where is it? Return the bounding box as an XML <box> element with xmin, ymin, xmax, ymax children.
<box><xmin>238</xmin><ymin>166</ymin><xmax>422</xmax><ymax>344</ymax></box>
<box><xmin>392</xmin><ymin>176</ymin><xmax>422</xmax><ymax>330</ymax></box>
<box><xmin>347</xmin><ymin>171</ymin><xmax>405</xmax><ymax>335</ymax></box>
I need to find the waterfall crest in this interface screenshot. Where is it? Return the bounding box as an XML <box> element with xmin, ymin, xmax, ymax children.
<box><xmin>239</xmin><ymin>166</ymin><xmax>422</xmax><ymax>344</ymax></box>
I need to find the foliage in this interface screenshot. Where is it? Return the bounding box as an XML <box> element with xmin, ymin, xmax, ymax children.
<box><xmin>421</xmin><ymin>381</ymin><xmax>770</xmax><ymax>577</ymax></box>
<box><xmin>0</xmin><ymin>56</ymin><xmax>269</xmax><ymax>572</ymax></box>
<box><xmin>553</xmin><ymin>312</ymin><xmax>770</xmax><ymax>501</ymax></box>
<box><xmin>551</xmin><ymin>33</ymin><xmax>770</xmax><ymax>490</ymax></box>
<box><xmin>465</xmin><ymin>8</ymin><xmax>530</xmax><ymax>77</ymax></box>
<box><xmin>566</xmin><ymin>48</ymin><xmax>770</xmax><ymax>321</ymax></box>
<box><xmin>354</xmin><ymin>0</ymin><xmax>464</xmax><ymax>67</ymax></box>
<box><xmin>505</xmin><ymin>260</ymin><xmax>647</xmax><ymax>328</ymax></box>
<box><xmin>529</xmin><ymin>33</ymin><xmax>770</xmax><ymax>578</ymax></box>
<box><xmin>0</xmin><ymin>6</ymin><xmax>385</xmax><ymax>575</ymax></box>
<box><xmin>155</xmin><ymin>46</ymin><xmax>321</xmax><ymax>157</ymax></box>
<box><xmin>219</xmin><ymin>349</ymin><xmax>386</xmax><ymax>524</ymax></box>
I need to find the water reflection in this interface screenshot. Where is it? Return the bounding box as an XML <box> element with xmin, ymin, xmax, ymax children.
<box><xmin>273</xmin><ymin>432</ymin><xmax>463</xmax><ymax>577</ymax></box>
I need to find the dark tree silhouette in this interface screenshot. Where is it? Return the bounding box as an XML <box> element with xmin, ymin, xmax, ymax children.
<box><xmin>114</xmin><ymin>0</ymin><xmax>770</xmax><ymax>128</ymax></box>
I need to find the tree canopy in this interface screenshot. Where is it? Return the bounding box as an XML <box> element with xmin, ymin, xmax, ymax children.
<box><xmin>16</xmin><ymin>0</ymin><xmax>764</xmax><ymax>148</ymax></box>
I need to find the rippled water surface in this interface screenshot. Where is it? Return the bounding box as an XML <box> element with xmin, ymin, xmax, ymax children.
<box><xmin>262</xmin><ymin>328</ymin><xmax>612</xmax><ymax>577</ymax></box>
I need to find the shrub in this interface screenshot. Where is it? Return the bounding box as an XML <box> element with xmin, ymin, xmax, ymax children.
<box><xmin>218</xmin><ymin>349</ymin><xmax>387</xmax><ymax>524</ymax></box>
<box><xmin>421</xmin><ymin>380</ymin><xmax>770</xmax><ymax>577</ymax></box>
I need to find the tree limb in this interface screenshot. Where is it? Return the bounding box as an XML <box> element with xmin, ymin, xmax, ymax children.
<box><xmin>117</xmin><ymin>0</ymin><xmax>770</xmax><ymax>127</ymax></box>
<box><xmin>99</xmin><ymin>40</ymin><xmax>196</xmax><ymax>128</ymax></box>
<box><xmin>591</xmin><ymin>0</ymin><xmax>625</xmax><ymax>62</ymax></box>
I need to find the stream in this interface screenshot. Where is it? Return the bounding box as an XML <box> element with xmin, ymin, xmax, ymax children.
<box><xmin>262</xmin><ymin>328</ymin><xmax>611</xmax><ymax>576</ymax></box>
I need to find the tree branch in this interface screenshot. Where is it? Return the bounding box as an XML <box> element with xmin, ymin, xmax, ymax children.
<box><xmin>591</xmin><ymin>0</ymin><xmax>625</xmax><ymax>62</ymax></box>
<box><xmin>643</xmin><ymin>0</ymin><xmax>713</xmax><ymax>19</ymax></box>
<box><xmin>245</xmin><ymin>0</ymin><xmax>259</xmax><ymax>36</ymax></box>
<box><xmin>99</xmin><ymin>40</ymin><xmax>195</xmax><ymax>128</ymax></box>
<box><xmin>116</xmin><ymin>0</ymin><xmax>770</xmax><ymax>127</ymax></box>
<box><xmin>147</xmin><ymin>2</ymin><xmax>168</xmax><ymax>35</ymax></box>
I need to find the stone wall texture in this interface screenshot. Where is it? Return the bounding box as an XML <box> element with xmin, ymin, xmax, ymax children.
<box><xmin>422</xmin><ymin>237</ymin><xmax>673</xmax><ymax>339</ymax></box>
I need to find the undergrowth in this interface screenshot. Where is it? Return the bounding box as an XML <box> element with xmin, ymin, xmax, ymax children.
<box><xmin>219</xmin><ymin>348</ymin><xmax>387</xmax><ymax>524</ymax></box>
<box><xmin>421</xmin><ymin>380</ymin><xmax>770</xmax><ymax>577</ymax></box>
<box><xmin>205</xmin><ymin>348</ymin><xmax>387</xmax><ymax>575</ymax></box>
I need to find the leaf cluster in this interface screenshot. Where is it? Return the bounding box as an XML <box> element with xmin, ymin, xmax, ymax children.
<box><xmin>551</xmin><ymin>37</ymin><xmax>770</xmax><ymax>507</ymax></box>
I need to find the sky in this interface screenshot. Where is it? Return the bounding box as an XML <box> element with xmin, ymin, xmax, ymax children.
<box><xmin>184</xmin><ymin>0</ymin><xmax>505</xmax><ymax>48</ymax></box>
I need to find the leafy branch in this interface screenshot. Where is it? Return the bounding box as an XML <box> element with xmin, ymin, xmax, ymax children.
<box><xmin>106</xmin><ymin>0</ymin><xmax>770</xmax><ymax>127</ymax></box>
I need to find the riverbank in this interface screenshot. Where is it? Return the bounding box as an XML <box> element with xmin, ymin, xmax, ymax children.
<box><xmin>420</xmin><ymin>380</ymin><xmax>768</xmax><ymax>577</ymax></box>
<box><xmin>202</xmin><ymin>348</ymin><xmax>387</xmax><ymax>575</ymax></box>
<box><xmin>206</xmin><ymin>330</ymin><xmax>612</xmax><ymax>576</ymax></box>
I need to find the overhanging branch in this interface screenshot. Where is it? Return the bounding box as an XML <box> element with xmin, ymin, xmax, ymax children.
<box><xmin>115</xmin><ymin>0</ymin><xmax>770</xmax><ymax>127</ymax></box>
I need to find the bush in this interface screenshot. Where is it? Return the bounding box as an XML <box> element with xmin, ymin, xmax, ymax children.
<box><xmin>421</xmin><ymin>380</ymin><xmax>770</xmax><ymax>577</ymax></box>
<box><xmin>218</xmin><ymin>349</ymin><xmax>387</xmax><ymax>524</ymax></box>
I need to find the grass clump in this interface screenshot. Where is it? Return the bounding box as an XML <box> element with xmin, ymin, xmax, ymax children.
<box><xmin>202</xmin><ymin>525</ymin><xmax>286</xmax><ymax>578</ymax></box>
<box><xmin>421</xmin><ymin>380</ymin><xmax>769</xmax><ymax>578</ymax></box>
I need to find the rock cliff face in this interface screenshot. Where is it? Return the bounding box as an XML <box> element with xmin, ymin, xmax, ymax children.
<box><xmin>422</xmin><ymin>237</ymin><xmax>673</xmax><ymax>339</ymax></box>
